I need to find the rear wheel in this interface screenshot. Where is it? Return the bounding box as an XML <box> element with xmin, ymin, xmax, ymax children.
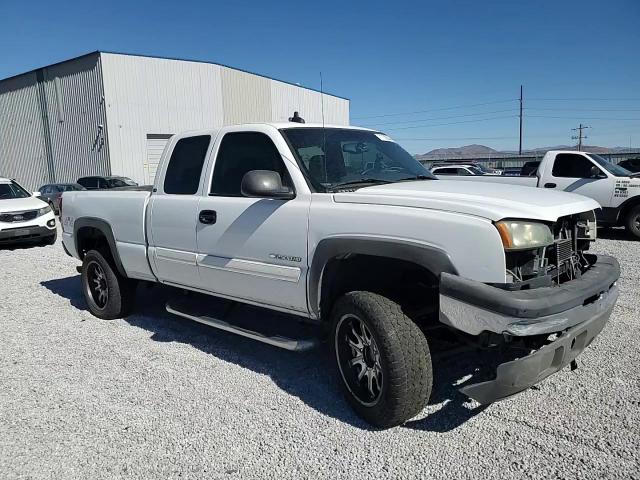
<box><xmin>330</xmin><ymin>291</ymin><xmax>432</xmax><ymax>428</ymax></box>
<box><xmin>82</xmin><ymin>249</ymin><xmax>136</xmax><ymax>319</ymax></box>
<box><xmin>624</xmin><ymin>205</ymin><xmax>640</xmax><ymax>239</ymax></box>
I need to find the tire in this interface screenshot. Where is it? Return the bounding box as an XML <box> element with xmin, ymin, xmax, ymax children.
<box><xmin>330</xmin><ymin>291</ymin><xmax>432</xmax><ymax>428</ymax></box>
<box><xmin>42</xmin><ymin>229</ymin><xmax>57</xmax><ymax>245</ymax></box>
<box><xmin>624</xmin><ymin>205</ymin><xmax>640</xmax><ymax>239</ymax></box>
<box><xmin>81</xmin><ymin>249</ymin><xmax>136</xmax><ymax>319</ymax></box>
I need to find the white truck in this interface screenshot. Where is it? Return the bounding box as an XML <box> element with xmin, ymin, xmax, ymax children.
<box><xmin>432</xmin><ymin>151</ymin><xmax>640</xmax><ymax>238</ymax></box>
<box><xmin>61</xmin><ymin>124</ymin><xmax>620</xmax><ymax>428</ymax></box>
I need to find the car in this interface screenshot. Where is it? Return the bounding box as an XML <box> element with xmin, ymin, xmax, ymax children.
<box><xmin>76</xmin><ymin>176</ymin><xmax>138</xmax><ymax>190</ymax></box>
<box><xmin>432</xmin><ymin>151</ymin><xmax>640</xmax><ymax>238</ymax></box>
<box><xmin>38</xmin><ymin>183</ymin><xmax>85</xmax><ymax>214</ymax></box>
<box><xmin>431</xmin><ymin>161</ymin><xmax>501</xmax><ymax>175</ymax></box>
<box><xmin>431</xmin><ymin>164</ymin><xmax>486</xmax><ymax>176</ymax></box>
<box><xmin>618</xmin><ymin>158</ymin><xmax>640</xmax><ymax>174</ymax></box>
<box><xmin>61</xmin><ymin>123</ymin><xmax>619</xmax><ymax>428</ymax></box>
<box><xmin>0</xmin><ymin>177</ymin><xmax>57</xmax><ymax>245</ymax></box>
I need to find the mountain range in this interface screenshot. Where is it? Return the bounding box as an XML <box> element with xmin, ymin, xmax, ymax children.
<box><xmin>416</xmin><ymin>144</ymin><xmax>637</xmax><ymax>160</ymax></box>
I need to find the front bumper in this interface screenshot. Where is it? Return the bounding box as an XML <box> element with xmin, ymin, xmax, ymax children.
<box><xmin>438</xmin><ymin>254</ymin><xmax>620</xmax><ymax>404</ymax></box>
<box><xmin>0</xmin><ymin>213</ymin><xmax>57</xmax><ymax>244</ymax></box>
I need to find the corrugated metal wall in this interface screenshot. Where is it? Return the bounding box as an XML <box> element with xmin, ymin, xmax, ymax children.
<box><xmin>0</xmin><ymin>53</ymin><xmax>110</xmax><ymax>190</ymax></box>
<box><xmin>102</xmin><ymin>53</ymin><xmax>350</xmax><ymax>185</ymax></box>
<box><xmin>1</xmin><ymin>52</ymin><xmax>350</xmax><ymax>188</ymax></box>
<box><xmin>101</xmin><ymin>53</ymin><xmax>225</xmax><ymax>184</ymax></box>
<box><xmin>0</xmin><ymin>72</ymin><xmax>49</xmax><ymax>190</ymax></box>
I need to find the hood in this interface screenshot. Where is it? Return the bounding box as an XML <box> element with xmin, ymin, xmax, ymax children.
<box><xmin>0</xmin><ymin>196</ymin><xmax>48</xmax><ymax>214</ymax></box>
<box><xmin>333</xmin><ymin>180</ymin><xmax>600</xmax><ymax>222</ymax></box>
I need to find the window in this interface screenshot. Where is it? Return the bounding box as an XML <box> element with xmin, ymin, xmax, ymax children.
<box><xmin>552</xmin><ymin>154</ymin><xmax>602</xmax><ymax>178</ymax></box>
<box><xmin>98</xmin><ymin>178</ymin><xmax>109</xmax><ymax>189</ymax></box>
<box><xmin>434</xmin><ymin>168</ymin><xmax>458</xmax><ymax>175</ymax></box>
<box><xmin>164</xmin><ymin>135</ymin><xmax>211</xmax><ymax>195</ymax></box>
<box><xmin>40</xmin><ymin>185</ymin><xmax>51</xmax><ymax>194</ymax></box>
<box><xmin>210</xmin><ymin>132</ymin><xmax>291</xmax><ymax>196</ymax></box>
<box><xmin>0</xmin><ymin>181</ymin><xmax>31</xmax><ymax>199</ymax></box>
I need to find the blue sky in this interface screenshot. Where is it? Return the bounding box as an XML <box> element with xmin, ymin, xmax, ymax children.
<box><xmin>1</xmin><ymin>0</ymin><xmax>638</xmax><ymax>153</ymax></box>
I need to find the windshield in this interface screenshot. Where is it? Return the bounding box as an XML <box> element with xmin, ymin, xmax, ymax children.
<box><xmin>281</xmin><ymin>128</ymin><xmax>435</xmax><ymax>191</ymax></box>
<box><xmin>0</xmin><ymin>181</ymin><xmax>31</xmax><ymax>200</ymax></box>
<box><xmin>588</xmin><ymin>154</ymin><xmax>632</xmax><ymax>177</ymax></box>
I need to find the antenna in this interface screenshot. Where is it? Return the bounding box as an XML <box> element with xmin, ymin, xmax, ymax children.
<box><xmin>320</xmin><ymin>72</ymin><xmax>328</xmax><ymax>184</ymax></box>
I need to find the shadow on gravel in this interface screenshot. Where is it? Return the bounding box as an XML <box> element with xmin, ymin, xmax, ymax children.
<box><xmin>597</xmin><ymin>227</ymin><xmax>637</xmax><ymax>241</ymax></box>
<box><xmin>42</xmin><ymin>275</ymin><xmax>503</xmax><ymax>432</ymax></box>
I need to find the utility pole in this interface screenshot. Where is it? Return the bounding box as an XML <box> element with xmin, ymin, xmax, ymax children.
<box><xmin>571</xmin><ymin>124</ymin><xmax>590</xmax><ymax>151</ymax></box>
<box><xmin>519</xmin><ymin>85</ymin><xmax>523</xmax><ymax>155</ymax></box>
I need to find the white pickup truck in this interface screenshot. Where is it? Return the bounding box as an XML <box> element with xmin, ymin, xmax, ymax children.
<box><xmin>432</xmin><ymin>151</ymin><xmax>640</xmax><ymax>238</ymax></box>
<box><xmin>61</xmin><ymin>124</ymin><xmax>620</xmax><ymax>428</ymax></box>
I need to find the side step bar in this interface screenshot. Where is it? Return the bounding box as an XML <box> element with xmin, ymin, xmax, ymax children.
<box><xmin>166</xmin><ymin>302</ymin><xmax>319</xmax><ymax>352</ymax></box>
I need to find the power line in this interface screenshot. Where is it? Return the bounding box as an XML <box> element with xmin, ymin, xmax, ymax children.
<box><xmin>362</xmin><ymin>108</ymin><xmax>519</xmax><ymax>127</ymax></box>
<box><xmin>529</xmin><ymin>97</ymin><xmax>640</xmax><ymax>101</ymax></box>
<box><xmin>528</xmin><ymin>115</ymin><xmax>640</xmax><ymax>121</ymax></box>
<box><xmin>352</xmin><ymin>99</ymin><xmax>516</xmax><ymax>120</ymax></box>
<box><xmin>526</xmin><ymin>107</ymin><xmax>640</xmax><ymax>112</ymax></box>
<box><xmin>383</xmin><ymin>115</ymin><xmax>518</xmax><ymax>131</ymax></box>
<box><xmin>394</xmin><ymin>136</ymin><xmax>518</xmax><ymax>141</ymax></box>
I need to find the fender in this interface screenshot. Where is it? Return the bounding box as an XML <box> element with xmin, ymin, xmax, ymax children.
<box><xmin>307</xmin><ymin>236</ymin><xmax>458</xmax><ymax>319</ymax></box>
<box><xmin>74</xmin><ymin>217</ymin><xmax>127</xmax><ymax>277</ymax></box>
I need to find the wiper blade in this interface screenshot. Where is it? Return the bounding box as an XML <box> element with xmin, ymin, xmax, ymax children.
<box><xmin>330</xmin><ymin>178</ymin><xmax>393</xmax><ymax>190</ymax></box>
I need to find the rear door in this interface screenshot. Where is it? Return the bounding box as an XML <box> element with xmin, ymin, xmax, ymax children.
<box><xmin>195</xmin><ymin>128</ymin><xmax>310</xmax><ymax>313</ymax></box>
<box><xmin>544</xmin><ymin>153</ymin><xmax>615</xmax><ymax>207</ymax></box>
<box><xmin>147</xmin><ymin>134</ymin><xmax>213</xmax><ymax>288</ymax></box>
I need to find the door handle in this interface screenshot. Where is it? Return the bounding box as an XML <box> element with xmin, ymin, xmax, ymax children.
<box><xmin>198</xmin><ymin>210</ymin><xmax>217</xmax><ymax>224</ymax></box>
<box><xmin>544</xmin><ymin>183</ymin><xmax>556</xmax><ymax>188</ymax></box>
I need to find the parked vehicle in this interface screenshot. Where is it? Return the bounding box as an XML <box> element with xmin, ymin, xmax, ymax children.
<box><xmin>77</xmin><ymin>176</ymin><xmax>138</xmax><ymax>190</ymax></box>
<box><xmin>38</xmin><ymin>183</ymin><xmax>85</xmax><ymax>214</ymax></box>
<box><xmin>431</xmin><ymin>161</ymin><xmax>501</xmax><ymax>175</ymax></box>
<box><xmin>431</xmin><ymin>165</ymin><xmax>486</xmax><ymax>176</ymax></box>
<box><xmin>618</xmin><ymin>157</ymin><xmax>640</xmax><ymax>174</ymax></box>
<box><xmin>438</xmin><ymin>151</ymin><xmax>640</xmax><ymax>238</ymax></box>
<box><xmin>501</xmin><ymin>167</ymin><xmax>523</xmax><ymax>176</ymax></box>
<box><xmin>0</xmin><ymin>178</ymin><xmax>57</xmax><ymax>245</ymax></box>
<box><xmin>61</xmin><ymin>124</ymin><xmax>619</xmax><ymax>428</ymax></box>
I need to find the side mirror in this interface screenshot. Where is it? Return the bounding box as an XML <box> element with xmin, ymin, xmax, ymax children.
<box><xmin>32</xmin><ymin>191</ymin><xmax>41</xmax><ymax>197</ymax></box>
<box><xmin>241</xmin><ymin>170</ymin><xmax>295</xmax><ymax>200</ymax></box>
<box><xmin>590</xmin><ymin>165</ymin><xmax>603</xmax><ymax>178</ymax></box>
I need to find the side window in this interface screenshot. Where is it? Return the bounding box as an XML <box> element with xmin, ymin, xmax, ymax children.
<box><xmin>210</xmin><ymin>132</ymin><xmax>291</xmax><ymax>196</ymax></box>
<box><xmin>164</xmin><ymin>135</ymin><xmax>211</xmax><ymax>195</ymax></box>
<box><xmin>435</xmin><ymin>168</ymin><xmax>457</xmax><ymax>175</ymax></box>
<box><xmin>457</xmin><ymin>168</ymin><xmax>471</xmax><ymax>176</ymax></box>
<box><xmin>98</xmin><ymin>178</ymin><xmax>109</xmax><ymax>189</ymax></box>
<box><xmin>552</xmin><ymin>154</ymin><xmax>599</xmax><ymax>178</ymax></box>
<box><xmin>40</xmin><ymin>185</ymin><xmax>50</xmax><ymax>194</ymax></box>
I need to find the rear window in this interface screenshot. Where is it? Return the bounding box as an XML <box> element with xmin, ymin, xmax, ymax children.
<box><xmin>164</xmin><ymin>136</ymin><xmax>211</xmax><ymax>195</ymax></box>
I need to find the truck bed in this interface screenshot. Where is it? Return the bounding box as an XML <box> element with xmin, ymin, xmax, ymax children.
<box><xmin>61</xmin><ymin>189</ymin><xmax>155</xmax><ymax>281</ymax></box>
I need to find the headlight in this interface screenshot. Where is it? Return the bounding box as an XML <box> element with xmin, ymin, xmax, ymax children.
<box><xmin>37</xmin><ymin>205</ymin><xmax>52</xmax><ymax>217</ymax></box>
<box><xmin>495</xmin><ymin>220</ymin><xmax>554</xmax><ymax>250</ymax></box>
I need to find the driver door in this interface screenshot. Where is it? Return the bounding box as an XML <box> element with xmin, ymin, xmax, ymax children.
<box><xmin>195</xmin><ymin>130</ymin><xmax>310</xmax><ymax>314</ymax></box>
<box><xmin>547</xmin><ymin>153</ymin><xmax>615</xmax><ymax>207</ymax></box>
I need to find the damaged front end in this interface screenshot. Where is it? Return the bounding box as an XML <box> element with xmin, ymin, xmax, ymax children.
<box><xmin>438</xmin><ymin>211</ymin><xmax>620</xmax><ymax>404</ymax></box>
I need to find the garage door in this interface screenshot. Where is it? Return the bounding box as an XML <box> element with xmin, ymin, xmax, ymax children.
<box><xmin>145</xmin><ymin>134</ymin><xmax>173</xmax><ymax>184</ymax></box>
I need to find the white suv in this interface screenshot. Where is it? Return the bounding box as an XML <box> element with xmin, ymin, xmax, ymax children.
<box><xmin>0</xmin><ymin>178</ymin><xmax>57</xmax><ymax>246</ymax></box>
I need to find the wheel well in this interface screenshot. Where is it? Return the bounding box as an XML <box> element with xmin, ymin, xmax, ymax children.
<box><xmin>619</xmin><ymin>197</ymin><xmax>640</xmax><ymax>224</ymax></box>
<box><xmin>319</xmin><ymin>254</ymin><xmax>439</xmax><ymax>322</ymax></box>
<box><xmin>76</xmin><ymin>226</ymin><xmax>110</xmax><ymax>260</ymax></box>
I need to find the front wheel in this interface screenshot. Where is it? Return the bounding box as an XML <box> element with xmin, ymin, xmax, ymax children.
<box><xmin>625</xmin><ymin>205</ymin><xmax>640</xmax><ymax>239</ymax></box>
<box><xmin>330</xmin><ymin>291</ymin><xmax>432</xmax><ymax>428</ymax></box>
<box><xmin>81</xmin><ymin>250</ymin><xmax>136</xmax><ymax>319</ymax></box>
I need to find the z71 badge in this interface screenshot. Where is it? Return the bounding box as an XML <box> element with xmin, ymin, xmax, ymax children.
<box><xmin>269</xmin><ymin>253</ymin><xmax>302</xmax><ymax>263</ymax></box>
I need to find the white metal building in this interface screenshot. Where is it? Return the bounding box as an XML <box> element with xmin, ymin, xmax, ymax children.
<box><xmin>0</xmin><ymin>51</ymin><xmax>350</xmax><ymax>189</ymax></box>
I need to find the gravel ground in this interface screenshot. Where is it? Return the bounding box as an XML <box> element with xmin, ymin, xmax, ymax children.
<box><xmin>0</xmin><ymin>227</ymin><xmax>639</xmax><ymax>479</ymax></box>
